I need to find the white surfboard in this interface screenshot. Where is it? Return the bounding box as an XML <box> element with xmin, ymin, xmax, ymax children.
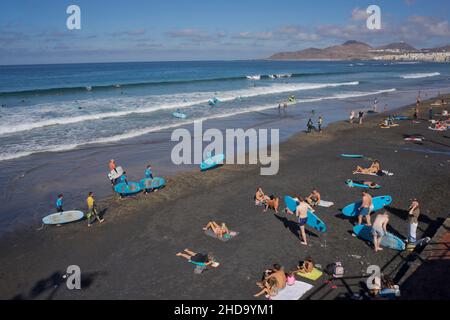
<box><xmin>318</xmin><ymin>200</ymin><xmax>334</xmax><ymax>208</ymax></box>
<box><xmin>108</xmin><ymin>166</ymin><xmax>124</xmax><ymax>180</ymax></box>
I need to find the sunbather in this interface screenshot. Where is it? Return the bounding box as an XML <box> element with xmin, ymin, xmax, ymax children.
<box><xmin>353</xmin><ymin>160</ymin><xmax>380</xmax><ymax>175</ymax></box>
<box><xmin>296</xmin><ymin>258</ymin><xmax>314</xmax><ymax>274</ymax></box>
<box><xmin>346</xmin><ymin>179</ymin><xmax>379</xmax><ymax>189</ymax></box>
<box><xmin>306</xmin><ymin>188</ymin><xmax>321</xmax><ymax>207</ymax></box>
<box><xmin>176</xmin><ymin>249</ymin><xmax>215</xmax><ymax>267</ymax></box>
<box><xmin>254</xmin><ymin>277</ymin><xmax>279</xmax><ymax>298</ymax></box>
<box><xmin>203</xmin><ymin>221</ymin><xmax>231</xmax><ymax>239</ymax></box>
<box><xmin>255</xmin><ymin>187</ymin><xmax>270</xmax><ymax>205</ymax></box>
<box><xmin>264</xmin><ymin>195</ymin><xmax>279</xmax><ymax>213</ymax></box>
<box><xmin>256</xmin><ymin>264</ymin><xmax>287</xmax><ymax>291</ymax></box>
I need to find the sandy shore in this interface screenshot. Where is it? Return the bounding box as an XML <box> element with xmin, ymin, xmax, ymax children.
<box><xmin>0</xmin><ymin>96</ymin><xmax>449</xmax><ymax>300</ymax></box>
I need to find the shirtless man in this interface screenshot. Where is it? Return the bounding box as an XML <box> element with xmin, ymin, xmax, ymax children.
<box><xmin>294</xmin><ymin>196</ymin><xmax>313</xmax><ymax>245</ymax></box>
<box><xmin>372</xmin><ymin>212</ymin><xmax>389</xmax><ymax>252</ymax></box>
<box><xmin>306</xmin><ymin>189</ymin><xmax>321</xmax><ymax>207</ymax></box>
<box><xmin>358</xmin><ymin>191</ymin><xmax>373</xmax><ymax>226</ymax></box>
<box><xmin>265</xmin><ymin>264</ymin><xmax>287</xmax><ymax>290</ymax></box>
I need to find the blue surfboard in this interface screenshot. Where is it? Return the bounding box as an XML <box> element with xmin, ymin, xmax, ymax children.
<box><xmin>393</xmin><ymin>115</ymin><xmax>409</xmax><ymax>121</ymax></box>
<box><xmin>114</xmin><ymin>181</ymin><xmax>142</xmax><ymax>195</ymax></box>
<box><xmin>342</xmin><ymin>195</ymin><xmax>392</xmax><ymax>217</ymax></box>
<box><xmin>200</xmin><ymin>153</ymin><xmax>225</xmax><ymax>171</ymax></box>
<box><xmin>340</xmin><ymin>154</ymin><xmax>364</xmax><ymax>158</ymax></box>
<box><xmin>42</xmin><ymin>210</ymin><xmax>84</xmax><ymax>225</ymax></box>
<box><xmin>353</xmin><ymin>224</ymin><xmax>405</xmax><ymax>251</ymax></box>
<box><xmin>345</xmin><ymin>179</ymin><xmax>381</xmax><ymax>189</ymax></box>
<box><xmin>284</xmin><ymin>196</ymin><xmax>327</xmax><ymax>233</ymax></box>
<box><xmin>140</xmin><ymin>177</ymin><xmax>166</xmax><ymax>191</ymax></box>
<box><xmin>172</xmin><ymin>112</ymin><xmax>187</xmax><ymax>119</ymax></box>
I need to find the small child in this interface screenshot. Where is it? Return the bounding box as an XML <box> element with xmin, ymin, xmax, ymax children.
<box><xmin>286</xmin><ymin>272</ymin><xmax>296</xmax><ymax>286</ymax></box>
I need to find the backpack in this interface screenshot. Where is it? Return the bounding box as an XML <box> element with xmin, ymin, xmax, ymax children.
<box><xmin>325</xmin><ymin>262</ymin><xmax>344</xmax><ymax>278</ymax></box>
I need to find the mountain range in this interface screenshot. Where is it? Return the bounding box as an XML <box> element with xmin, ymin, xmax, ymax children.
<box><xmin>268</xmin><ymin>41</ymin><xmax>449</xmax><ymax>60</ymax></box>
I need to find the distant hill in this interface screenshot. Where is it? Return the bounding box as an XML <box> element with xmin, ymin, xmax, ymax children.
<box><xmin>269</xmin><ymin>40</ymin><xmax>376</xmax><ymax>60</ymax></box>
<box><xmin>377</xmin><ymin>42</ymin><xmax>417</xmax><ymax>52</ymax></box>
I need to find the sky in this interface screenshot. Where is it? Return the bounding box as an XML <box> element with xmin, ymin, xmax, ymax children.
<box><xmin>0</xmin><ymin>0</ymin><xmax>450</xmax><ymax>65</ymax></box>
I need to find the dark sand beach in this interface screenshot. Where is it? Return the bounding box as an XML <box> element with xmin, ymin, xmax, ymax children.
<box><xmin>1</xmin><ymin>97</ymin><xmax>449</xmax><ymax>300</ymax></box>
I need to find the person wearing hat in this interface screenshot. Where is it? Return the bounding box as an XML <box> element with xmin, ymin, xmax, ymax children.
<box><xmin>407</xmin><ymin>198</ymin><xmax>420</xmax><ymax>244</ymax></box>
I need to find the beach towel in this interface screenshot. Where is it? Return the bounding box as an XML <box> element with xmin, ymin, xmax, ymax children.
<box><xmin>204</xmin><ymin>229</ymin><xmax>238</xmax><ymax>242</ymax></box>
<box><xmin>297</xmin><ymin>268</ymin><xmax>323</xmax><ymax>281</ymax></box>
<box><xmin>318</xmin><ymin>200</ymin><xmax>334</xmax><ymax>208</ymax></box>
<box><xmin>354</xmin><ymin>170</ymin><xmax>393</xmax><ymax>176</ymax></box>
<box><xmin>428</xmin><ymin>126</ymin><xmax>447</xmax><ymax>131</ymax></box>
<box><xmin>270</xmin><ymin>281</ymin><xmax>313</xmax><ymax>300</ymax></box>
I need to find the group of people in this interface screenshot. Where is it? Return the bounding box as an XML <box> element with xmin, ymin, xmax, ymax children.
<box><xmin>55</xmin><ymin>192</ymin><xmax>104</xmax><ymax>227</ymax></box>
<box><xmin>349</xmin><ymin>110</ymin><xmax>365</xmax><ymax>125</ymax></box>
<box><xmin>306</xmin><ymin>116</ymin><xmax>323</xmax><ymax>133</ymax></box>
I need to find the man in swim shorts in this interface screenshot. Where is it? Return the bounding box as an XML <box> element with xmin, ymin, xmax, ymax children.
<box><xmin>372</xmin><ymin>212</ymin><xmax>389</xmax><ymax>252</ymax></box>
<box><xmin>358</xmin><ymin>191</ymin><xmax>373</xmax><ymax>226</ymax></box>
<box><xmin>296</xmin><ymin>196</ymin><xmax>313</xmax><ymax>246</ymax></box>
<box><xmin>306</xmin><ymin>189</ymin><xmax>321</xmax><ymax>207</ymax></box>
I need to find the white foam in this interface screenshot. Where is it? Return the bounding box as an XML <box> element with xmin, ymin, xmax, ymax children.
<box><xmin>401</xmin><ymin>72</ymin><xmax>440</xmax><ymax>79</ymax></box>
<box><xmin>0</xmin><ymin>87</ymin><xmax>395</xmax><ymax>162</ymax></box>
<box><xmin>0</xmin><ymin>81</ymin><xmax>359</xmax><ymax>136</ymax></box>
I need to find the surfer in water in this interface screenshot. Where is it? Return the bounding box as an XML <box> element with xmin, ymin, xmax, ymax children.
<box><xmin>56</xmin><ymin>194</ymin><xmax>64</xmax><ymax>213</ymax></box>
<box><xmin>86</xmin><ymin>192</ymin><xmax>104</xmax><ymax>227</ymax></box>
<box><xmin>372</xmin><ymin>212</ymin><xmax>389</xmax><ymax>252</ymax></box>
<box><xmin>306</xmin><ymin>189</ymin><xmax>321</xmax><ymax>208</ymax></box>
<box><xmin>145</xmin><ymin>165</ymin><xmax>153</xmax><ymax>179</ymax></box>
<box><xmin>358</xmin><ymin>191</ymin><xmax>373</xmax><ymax>226</ymax></box>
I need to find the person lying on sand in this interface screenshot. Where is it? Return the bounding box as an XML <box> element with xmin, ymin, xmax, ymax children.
<box><xmin>306</xmin><ymin>188</ymin><xmax>321</xmax><ymax>207</ymax></box>
<box><xmin>372</xmin><ymin>212</ymin><xmax>390</xmax><ymax>253</ymax></box>
<box><xmin>176</xmin><ymin>249</ymin><xmax>217</xmax><ymax>267</ymax></box>
<box><xmin>358</xmin><ymin>191</ymin><xmax>373</xmax><ymax>226</ymax></box>
<box><xmin>264</xmin><ymin>195</ymin><xmax>279</xmax><ymax>213</ymax></box>
<box><xmin>203</xmin><ymin>221</ymin><xmax>235</xmax><ymax>239</ymax></box>
<box><xmin>346</xmin><ymin>179</ymin><xmax>379</xmax><ymax>189</ymax></box>
<box><xmin>353</xmin><ymin>160</ymin><xmax>380</xmax><ymax>175</ymax></box>
<box><xmin>296</xmin><ymin>257</ymin><xmax>314</xmax><ymax>274</ymax></box>
<box><xmin>255</xmin><ymin>187</ymin><xmax>270</xmax><ymax>205</ymax></box>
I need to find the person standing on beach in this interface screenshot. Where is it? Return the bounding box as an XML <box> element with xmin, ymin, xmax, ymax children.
<box><xmin>318</xmin><ymin>116</ymin><xmax>323</xmax><ymax>133</ymax></box>
<box><xmin>295</xmin><ymin>196</ymin><xmax>313</xmax><ymax>246</ymax></box>
<box><xmin>358</xmin><ymin>191</ymin><xmax>373</xmax><ymax>226</ymax></box>
<box><xmin>349</xmin><ymin>111</ymin><xmax>355</xmax><ymax>124</ymax></box>
<box><xmin>428</xmin><ymin>106</ymin><xmax>433</xmax><ymax>120</ymax></box>
<box><xmin>358</xmin><ymin>111</ymin><xmax>364</xmax><ymax>125</ymax></box>
<box><xmin>407</xmin><ymin>198</ymin><xmax>420</xmax><ymax>244</ymax></box>
<box><xmin>86</xmin><ymin>192</ymin><xmax>104</xmax><ymax>227</ymax></box>
<box><xmin>373</xmin><ymin>98</ymin><xmax>378</xmax><ymax>112</ymax></box>
<box><xmin>109</xmin><ymin>159</ymin><xmax>117</xmax><ymax>173</ymax></box>
<box><xmin>145</xmin><ymin>165</ymin><xmax>153</xmax><ymax>179</ymax></box>
<box><xmin>372</xmin><ymin>212</ymin><xmax>389</xmax><ymax>252</ymax></box>
<box><xmin>56</xmin><ymin>194</ymin><xmax>64</xmax><ymax>213</ymax></box>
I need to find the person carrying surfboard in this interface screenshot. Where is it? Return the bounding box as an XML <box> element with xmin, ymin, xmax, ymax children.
<box><xmin>145</xmin><ymin>165</ymin><xmax>153</xmax><ymax>179</ymax></box>
<box><xmin>358</xmin><ymin>191</ymin><xmax>373</xmax><ymax>226</ymax></box>
<box><xmin>86</xmin><ymin>192</ymin><xmax>104</xmax><ymax>227</ymax></box>
<box><xmin>109</xmin><ymin>159</ymin><xmax>117</xmax><ymax>173</ymax></box>
<box><xmin>372</xmin><ymin>212</ymin><xmax>389</xmax><ymax>252</ymax></box>
<box><xmin>56</xmin><ymin>194</ymin><xmax>63</xmax><ymax>213</ymax></box>
<box><xmin>286</xmin><ymin>196</ymin><xmax>313</xmax><ymax>246</ymax></box>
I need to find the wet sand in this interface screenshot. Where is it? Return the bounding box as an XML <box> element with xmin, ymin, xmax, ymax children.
<box><xmin>0</xmin><ymin>96</ymin><xmax>449</xmax><ymax>300</ymax></box>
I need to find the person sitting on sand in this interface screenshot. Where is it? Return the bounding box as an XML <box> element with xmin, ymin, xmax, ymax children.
<box><xmin>254</xmin><ymin>277</ymin><xmax>279</xmax><ymax>298</ymax></box>
<box><xmin>203</xmin><ymin>221</ymin><xmax>234</xmax><ymax>239</ymax></box>
<box><xmin>353</xmin><ymin>160</ymin><xmax>380</xmax><ymax>175</ymax></box>
<box><xmin>255</xmin><ymin>187</ymin><xmax>270</xmax><ymax>205</ymax></box>
<box><xmin>264</xmin><ymin>195</ymin><xmax>279</xmax><ymax>213</ymax></box>
<box><xmin>296</xmin><ymin>257</ymin><xmax>314</xmax><ymax>274</ymax></box>
<box><xmin>372</xmin><ymin>211</ymin><xmax>389</xmax><ymax>252</ymax></box>
<box><xmin>176</xmin><ymin>249</ymin><xmax>217</xmax><ymax>267</ymax></box>
<box><xmin>257</xmin><ymin>264</ymin><xmax>287</xmax><ymax>291</ymax></box>
<box><xmin>358</xmin><ymin>191</ymin><xmax>373</xmax><ymax>226</ymax></box>
<box><xmin>306</xmin><ymin>189</ymin><xmax>321</xmax><ymax>207</ymax></box>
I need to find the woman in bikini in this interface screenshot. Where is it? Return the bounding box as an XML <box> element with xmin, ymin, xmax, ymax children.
<box><xmin>353</xmin><ymin>160</ymin><xmax>381</xmax><ymax>175</ymax></box>
<box><xmin>255</xmin><ymin>187</ymin><xmax>270</xmax><ymax>205</ymax></box>
<box><xmin>203</xmin><ymin>221</ymin><xmax>231</xmax><ymax>239</ymax></box>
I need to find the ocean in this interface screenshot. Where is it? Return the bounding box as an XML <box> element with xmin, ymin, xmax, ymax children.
<box><xmin>0</xmin><ymin>60</ymin><xmax>449</xmax><ymax>234</ymax></box>
<box><xmin>1</xmin><ymin>60</ymin><xmax>449</xmax><ymax>162</ymax></box>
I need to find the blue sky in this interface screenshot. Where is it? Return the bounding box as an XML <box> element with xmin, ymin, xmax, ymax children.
<box><xmin>1</xmin><ymin>0</ymin><xmax>449</xmax><ymax>64</ymax></box>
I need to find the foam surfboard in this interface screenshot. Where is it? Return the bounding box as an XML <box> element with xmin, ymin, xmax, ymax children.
<box><xmin>140</xmin><ymin>177</ymin><xmax>166</xmax><ymax>191</ymax></box>
<box><xmin>318</xmin><ymin>200</ymin><xmax>334</xmax><ymax>207</ymax></box>
<box><xmin>353</xmin><ymin>224</ymin><xmax>405</xmax><ymax>251</ymax></box>
<box><xmin>200</xmin><ymin>153</ymin><xmax>225</xmax><ymax>171</ymax></box>
<box><xmin>340</xmin><ymin>154</ymin><xmax>364</xmax><ymax>158</ymax></box>
<box><xmin>345</xmin><ymin>180</ymin><xmax>381</xmax><ymax>189</ymax></box>
<box><xmin>42</xmin><ymin>210</ymin><xmax>84</xmax><ymax>225</ymax></box>
<box><xmin>297</xmin><ymin>268</ymin><xmax>323</xmax><ymax>281</ymax></box>
<box><xmin>393</xmin><ymin>116</ymin><xmax>409</xmax><ymax>120</ymax></box>
<box><xmin>284</xmin><ymin>196</ymin><xmax>327</xmax><ymax>233</ymax></box>
<box><xmin>342</xmin><ymin>195</ymin><xmax>392</xmax><ymax>217</ymax></box>
<box><xmin>108</xmin><ymin>166</ymin><xmax>124</xmax><ymax>180</ymax></box>
<box><xmin>114</xmin><ymin>182</ymin><xmax>142</xmax><ymax>195</ymax></box>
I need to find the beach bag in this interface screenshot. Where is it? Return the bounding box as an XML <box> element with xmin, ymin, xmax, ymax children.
<box><xmin>325</xmin><ymin>262</ymin><xmax>344</xmax><ymax>278</ymax></box>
